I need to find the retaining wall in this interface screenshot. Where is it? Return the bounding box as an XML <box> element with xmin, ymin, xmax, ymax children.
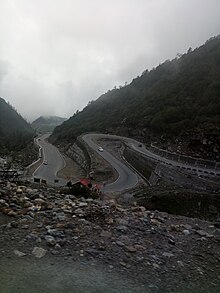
<box><xmin>150</xmin><ymin>144</ymin><xmax>219</xmax><ymax>170</ymax></box>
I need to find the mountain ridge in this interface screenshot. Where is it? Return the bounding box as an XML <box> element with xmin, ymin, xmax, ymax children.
<box><xmin>31</xmin><ymin>115</ymin><xmax>67</xmax><ymax>133</ymax></box>
<box><xmin>0</xmin><ymin>97</ymin><xmax>35</xmax><ymax>154</ymax></box>
<box><xmin>50</xmin><ymin>35</ymin><xmax>220</xmax><ymax>160</ymax></box>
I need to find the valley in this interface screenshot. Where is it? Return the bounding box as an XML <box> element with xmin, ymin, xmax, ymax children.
<box><xmin>0</xmin><ymin>34</ymin><xmax>220</xmax><ymax>292</ymax></box>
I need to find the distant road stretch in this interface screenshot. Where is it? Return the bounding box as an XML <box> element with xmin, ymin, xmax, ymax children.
<box><xmin>33</xmin><ymin>134</ymin><xmax>67</xmax><ymax>186</ymax></box>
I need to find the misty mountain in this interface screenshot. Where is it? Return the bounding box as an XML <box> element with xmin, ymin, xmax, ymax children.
<box><xmin>31</xmin><ymin>116</ymin><xmax>67</xmax><ymax>133</ymax></box>
<box><xmin>51</xmin><ymin>36</ymin><xmax>220</xmax><ymax>159</ymax></box>
<box><xmin>0</xmin><ymin>97</ymin><xmax>35</xmax><ymax>154</ymax></box>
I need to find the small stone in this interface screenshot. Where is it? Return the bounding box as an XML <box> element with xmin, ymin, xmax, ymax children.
<box><xmin>214</xmin><ymin>220</ymin><xmax>220</xmax><ymax>228</ymax></box>
<box><xmin>45</xmin><ymin>235</ymin><xmax>56</xmax><ymax>246</ymax></box>
<box><xmin>148</xmin><ymin>284</ymin><xmax>158</xmax><ymax>289</ymax></box>
<box><xmin>14</xmin><ymin>250</ymin><xmax>26</xmax><ymax>257</ymax></box>
<box><xmin>74</xmin><ymin>208</ymin><xmax>83</xmax><ymax>214</ymax></box>
<box><xmin>117</xmin><ymin>219</ymin><xmax>129</xmax><ymax>226</ymax></box>
<box><xmin>156</xmin><ymin>216</ymin><xmax>165</xmax><ymax>223</ymax></box>
<box><xmin>177</xmin><ymin>260</ymin><xmax>184</xmax><ymax>267</ymax></box>
<box><xmin>162</xmin><ymin>252</ymin><xmax>174</xmax><ymax>258</ymax></box>
<box><xmin>125</xmin><ymin>246</ymin><xmax>136</xmax><ymax>253</ymax></box>
<box><xmin>215</xmin><ymin>236</ymin><xmax>220</xmax><ymax>242</ymax></box>
<box><xmin>139</xmin><ymin>206</ymin><xmax>146</xmax><ymax>212</ymax></box>
<box><xmin>86</xmin><ymin>198</ymin><xmax>93</xmax><ymax>203</ymax></box>
<box><xmin>170</xmin><ymin>224</ymin><xmax>180</xmax><ymax>232</ymax></box>
<box><xmin>183</xmin><ymin>229</ymin><xmax>190</xmax><ymax>236</ymax></box>
<box><xmin>47</xmin><ymin>228</ymin><xmax>58</xmax><ymax>236</ymax></box>
<box><xmin>116</xmin><ymin>225</ymin><xmax>128</xmax><ymax>233</ymax></box>
<box><xmin>34</xmin><ymin>198</ymin><xmax>45</xmax><ymax>205</ymax></box>
<box><xmin>209</xmin><ymin>205</ymin><xmax>217</xmax><ymax>215</ymax></box>
<box><xmin>55</xmin><ymin>243</ymin><xmax>61</xmax><ymax>249</ymax></box>
<box><xmin>7</xmin><ymin>210</ymin><xmax>17</xmax><ymax>217</ymax></box>
<box><xmin>58</xmin><ymin>238</ymin><xmax>67</xmax><ymax>246</ymax></box>
<box><xmin>50</xmin><ymin>250</ymin><xmax>60</xmax><ymax>255</ymax></box>
<box><xmin>32</xmin><ymin>247</ymin><xmax>47</xmax><ymax>258</ymax></box>
<box><xmin>214</xmin><ymin>229</ymin><xmax>220</xmax><ymax>236</ymax></box>
<box><xmin>100</xmin><ymin>230</ymin><xmax>112</xmax><ymax>238</ymax></box>
<box><xmin>80</xmin><ymin>197</ymin><xmax>86</xmax><ymax>202</ymax></box>
<box><xmin>106</xmin><ymin>218</ymin><xmax>114</xmax><ymax>224</ymax></box>
<box><xmin>0</xmin><ymin>199</ymin><xmax>6</xmax><ymax>205</ymax></box>
<box><xmin>10</xmin><ymin>221</ymin><xmax>19</xmax><ymax>228</ymax></box>
<box><xmin>85</xmin><ymin>248</ymin><xmax>100</xmax><ymax>256</ymax></box>
<box><xmin>116</xmin><ymin>206</ymin><xmax>127</xmax><ymax>212</ymax></box>
<box><xmin>16</xmin><ymin>188</ymin><xmax>23</xmax><ymax>194</ymax></box>
<box><xmin>153</xmin><ymin>263</ymin><xmax>160</xmax><ymax>269</ymax></box>
<box><xmin>36</xmin><ymin>237</ymin><xmax>42</xmax><ymax>243</ymax></box>
<box><xmin>168</xmin><ymin>238</ymin><xmax>175</xmax><ymax>245</ymax></box>
<box><xmin>36</xmin><ymin>222</ymin><xmax>44</xmax><ymax>228</ymax></box>
<box><xmin>151</xmin><ymin>219</ymin><xmax>161</xmax><ymax>226</ymax></box>
<box><xmin>93</xmin><ymin>225</ymin><xmax>102</xmax><ymax>231</ymax></box>
<box><xmin>78</xmin><ymin>202</ymin><xmax>88</xmax><ymax>207</ymax></box>
<box><xmin>47</xmin><ymin>203</ymin><xmax>54</xmax><ymax>210</ymax></box>
<box><xmin>56</xmin><ymin>223</ymin><xmax>67</xmax><ymax>229</ymax></box>
<box><xmin>196</xmin><ymin>230</ymin><xmax>207</xmax><ymax>237</ymax></box>
<box><xmin>116</xmin><ymin>241</ymin><xmax>125</xmax><ymax>247</ymax></box>
<box><xmin>183</xmin><ymin>224</ymin><xmax>192</xmax><ymax>230</ymax></box>
<box><xmin>67</xmin><ymin>223</ymin><xmax>75</xmax><ymax>229</ymax></box>
<box><xmin>26</xmin><ymin>233</ymin><xmax>38</xmax><ymax>241</ymax></box>
<box><xmin>55</xmin><ymin>212</ymin><xmax>66</xmax><ymax>221</ymax></box>
<box><xmin>193</xmin><ymin>224</ymin><xmax>200</xmax><ymax>231</ymax></box>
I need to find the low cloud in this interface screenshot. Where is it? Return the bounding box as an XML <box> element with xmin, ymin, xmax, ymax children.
<box><xmin>0</xmin><ymin>0</ymin><xmax>220</xmax><ymax>121</ymax></box>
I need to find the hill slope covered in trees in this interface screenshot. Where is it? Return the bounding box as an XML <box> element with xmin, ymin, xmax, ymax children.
<box><xmin>0</xmin><ymin>97</ymin><xmax>35</xmax><ymax>154</ymax></box>
<box><xmin>51</xmin><ymin>36</ymin><xmax>220</xmax><ymax>159</ymax></box>
<box><xmin>31</xmin><ymin>116</ymin><xmax>67</xmax><ymax>133</ymax></box>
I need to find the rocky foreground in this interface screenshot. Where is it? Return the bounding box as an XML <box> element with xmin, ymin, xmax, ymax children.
<box><xmin>0</xmin><ymin>182</ymin><xmax>220</xmax><ymax>292</ymax></box>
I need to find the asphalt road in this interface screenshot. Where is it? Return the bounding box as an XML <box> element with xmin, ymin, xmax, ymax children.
<box><xmin>33</xmin><ymin>133</ymin><xmax>139</xmax><ymax>192</ymax></box>
<box><xmin>82</xmin><ymin>134</ymin><xmax>138</xmax><ymax>192</ymax></box>
<box><xmin>33</xmin><ymin>134</ymin><xmax>67</xmax><ymax>186</ymax></box>
<box><xmin>82</xmin><ymin>133</ymin><xmax>220</xmax><ymax>177</ymax></box>
<box><xmin>127</xmin><ymin>140</ymin><xmax>220</xmax><ymax>176</ymax></box>
<box><xmin>33</xmin><ymin>132</ymin><xmax>218</xmax><ymax>190</ymax></box>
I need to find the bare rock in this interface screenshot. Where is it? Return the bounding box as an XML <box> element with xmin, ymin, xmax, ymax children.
<box><xmin>13</xmin><ymin>249</ymin><xmax>26</xmax><ymax>257</ymax></box>
<box><xmin>32</xmin><ymin>247</ymin><xmax>47</xmax><ymax>258</ymax></box>
<box><xmin>116</xmin><ymin>225</ymin><xmax>128</xmax><ymax>233</ymax></box>
<box><xmin>125</xmin><ymin>245</ymin><xmax>136</xmax><ymax>253</ymax></box>
<box><xmin>45</xmin><ymin>235</ymin><xmax>56</xmax><ymax>246</ymax></box>
<box><xmin>100</xmin><ymin>230</ymin><xmax>112</xmax><ymax>238</ymax></box>
<box><xmin>196</xmin><ymin>230</ymin><xmax>207</xmax><ymax>237</ymax></box>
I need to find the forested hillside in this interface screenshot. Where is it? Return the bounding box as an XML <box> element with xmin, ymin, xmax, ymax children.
<box><xmin>51</xmin><ymin>36</ymin><xmax>220</xmax><ymax>159</ymax></box>
<box><xmin>0</xmin><ymin>98</ymin><xmax>35</xmax><ymax>154</ymax></box>
<box><xmin>31</xmin><ymin>115</ymin><xmax>67</xmax><ymax>133</ymax></box>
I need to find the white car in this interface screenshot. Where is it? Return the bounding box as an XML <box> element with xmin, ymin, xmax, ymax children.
<box><xmin>98</xmin><ymin>147</ymin><xmax>104</xmax><ymax>152</ymax></box>
<box><xmin>43</xmin><ymin>160</ymin><xmax>48</xmax><ymax>165</ymax></box>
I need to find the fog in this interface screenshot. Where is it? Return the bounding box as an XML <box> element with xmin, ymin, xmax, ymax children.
<box><xmin>0</xmin><ymin>0</ymin><xmax>219</xmax><ymax>121</ymax></box>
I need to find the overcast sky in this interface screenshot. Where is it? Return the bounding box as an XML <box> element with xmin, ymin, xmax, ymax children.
<box><xmin>0</xmin><ymin>0</ymin><xmax>219</xmax><ymax>122</ymax></box>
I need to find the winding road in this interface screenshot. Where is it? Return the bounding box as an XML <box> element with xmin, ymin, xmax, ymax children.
<box><xmin>33</xmin><ymin>133</ymin><xmax>139</xmax><ymax>192</ymax></box>
<box><xmin>81</xmin><ymin>134</ymin><xmax>138</xmax><ymax>192</ymax></box>
<box><xmin>32</xmin><ymin>132</ymin><xmax>219</xmax><ymax>190</ymax></box>
<box><xmin>33</xmin><ymin>134</ymin><xmax>67</xmax><ymax>186</ymax></box>
<box><xmin>82</xmin><ymin>133</ymin><xmax>220</xmax><ymax>177</ymax></box>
